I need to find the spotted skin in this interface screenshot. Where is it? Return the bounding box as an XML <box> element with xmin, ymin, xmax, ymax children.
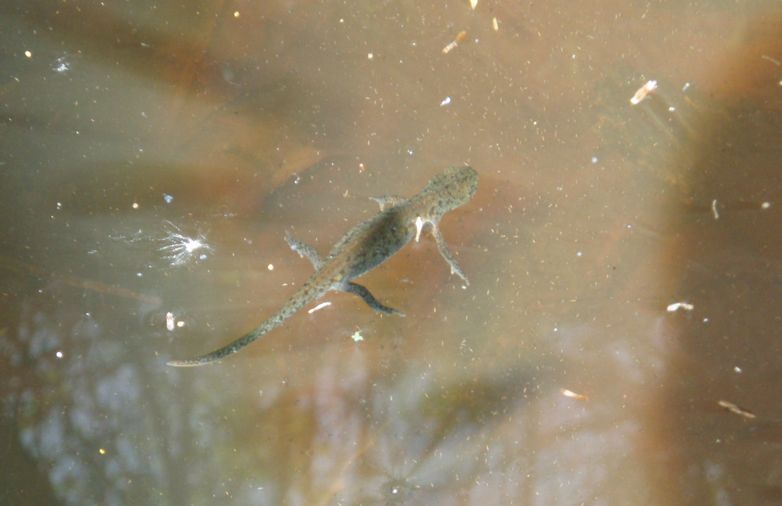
<box><xmin>167</xmin><ymin>166</ymin><xmax>478</xmax><ymax>367</ymax></box>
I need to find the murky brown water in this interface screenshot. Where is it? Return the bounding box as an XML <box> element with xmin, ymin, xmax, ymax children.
<box><xmin>2</xmin><ymin>1</ymin><xmax>781</xmax><ymax>504</ymax></box>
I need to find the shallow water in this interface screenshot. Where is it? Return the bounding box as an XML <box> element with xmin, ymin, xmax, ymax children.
<box><xmin>2</xmin><ymin>1</ymin><xmax>782</xmax><ymax>504</ymax></box>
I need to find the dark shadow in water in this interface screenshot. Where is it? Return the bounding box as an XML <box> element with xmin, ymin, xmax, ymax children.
<box><xmin>652</xmin><ymin>11</ymin><xmax>782</xmax><ymax>504</ymax></box>
<box><xmin>246</xmin><ymin>362</ymin><xmax>541</xmax><ymax>505</ymax></box>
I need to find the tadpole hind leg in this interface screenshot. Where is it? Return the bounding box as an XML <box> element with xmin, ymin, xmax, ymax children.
<box><xmin>344</xmin><ymin>282</ymin><xmax>405</xmax><ymax>316</ymax></box>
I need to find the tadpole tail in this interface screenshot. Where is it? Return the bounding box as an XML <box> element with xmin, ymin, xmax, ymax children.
<box><xmin>166</xmin><ymin>282</ymin><xmax>323</xmax><ymax>367</ymax></box>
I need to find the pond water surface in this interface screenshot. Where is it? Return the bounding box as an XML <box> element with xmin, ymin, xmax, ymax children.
<box><xmin>2</xmin><ymin>1</ymin><xmax>782</xmax><ymax>505</ymax></box>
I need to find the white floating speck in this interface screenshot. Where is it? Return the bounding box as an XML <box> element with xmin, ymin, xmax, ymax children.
<box><xmin>351</xmin><ymin>330</ymin><xmax>364</xmax><ymax>342</ymax></box>
<box><xmin>667</xmin><ymin>301</ymin><xmax>694</xmax><ymax>312</ymax></box>
<box><xmin>733</xmin><ymin>366</ymin><xmax>742</xmax><ymax>374</ymax></box>
<box><xmin>52</xmin><ymin>56</ymin><xmax>70</xmax><ymax>73</ymax></box>
<box><xmin>267</xmin><ymin>264</ymin><xmax>274</xmax><ymax>271</ymax></box>
<box><xmin>440</xmin><ymin>96</ymin><xmax>452</xmax><ymax>107</ymax></box>
<box><xmin>711</xmin><ymin>199</ymin><xmax>719</xmax><ymax>220</ymax></box>
<box><xmin>24</xmin><ymin>50</ymin><xmax>32</xmax><ymax>58</ymax></box>
<box><xmin>469</xmin><ymin>0</ymin><xmax>478</xmax><ymax>10</ymax></box>
<box><xmin>761</xmin><ymin>201</ymin><xmax>771</xmax><ymax>210</ymax></box>
<box><xmin>163</xmin><ymin>193</ymin><xmax>174</xmax><ymax>204</ymax></box>
<box><xmin>630</xmin><ymin>80</ymin><xmax>657</xmax><ymax>105</ymax></box>
<box><xmin>166</xmin><ymin>312</ymin><xmax>175</xmax><ymax>331</ymax></box>
<box><xmin>560</xmin><ymin>388</ymin><xmax>588</xmax><ymax>401</ymax></box>
<box><xmin>308</xmin><ymin>301</ymin><xmax>332</xmax><ymax>314</ymax></box>
<box><xmin>55</xmin><ymin>350</ymin><xmax>64</xmax><ymax>359</ymax></box>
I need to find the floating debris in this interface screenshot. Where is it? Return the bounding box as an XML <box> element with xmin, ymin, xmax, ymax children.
<box><xmin>666</xmin><ymin>301</ymin><xmax>694</xmax><ymax>312</ymax></box>
<box><xmin>718</xmin><ymin>399</ymin><xmax>756</xmax><ymax>419</ymax></box>
<box><xmin>492</xmin><ymin>17</ymin><xmax>499</xmax><ymax>31</ymax></box>
<box><xmin>630</xmin><ymin>80</ymin><xmax>657</xmax><ymax>105</ymax></box>
<box><xmin>442</xmin><ymin>30</ymin><xmax>468</xmax><ymax>54</ymax></box>
<box><xmin>166</xmin><ymin>312</ymin><xmax>175</xmax><ymax>331</ymax></box>
<box><xmin>52</xmin><ymin>55</ymin><xmax>71</xmax><ymax>73</ymax></box>
<box><xmin>469</xmin><ymin>0</ymin><xmax>478</xmax><ymax>10</ymax></box>
<box><xmin>711</xmin><ymin>199</ymin><xmax>720</xmax><ymax>220</ymax></box>
<box><xmin>560</xmin><ymin>388</ymin><xmax>588</xmax><ymax>401</ymax></box>
<box><xmin>159</xmin><ymin>220</ymin><xmax>213</xmax><ymax>266</ymax></box>
<box><xmin>351</xmin><ymin>330</ymin><xmax>364</xmax><ymax>342</ymax></box>
<box><xmin>439</xmin><ymin>96</ymin><xmax>452</xmax><ymax>107</ymax></box>
<box><xmin>308</xmin><ymin>301</ymin><xmax>332</xmax><ymax>314</ymax></box>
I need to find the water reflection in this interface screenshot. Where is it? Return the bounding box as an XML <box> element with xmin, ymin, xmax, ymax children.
<box><xmin>2</xmin><ymin>0</ymin><xmax>782</xmax><ymax>504</ymax></box>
